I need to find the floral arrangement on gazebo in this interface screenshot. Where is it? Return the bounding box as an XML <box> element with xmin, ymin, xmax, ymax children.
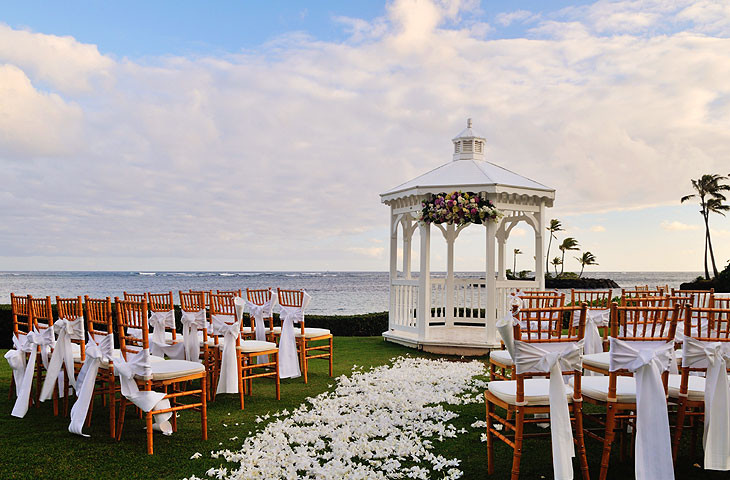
<box><xmin>419</xmin><ymin>190</ymin><xmax>503</xmax><ymax>225</ymax></box>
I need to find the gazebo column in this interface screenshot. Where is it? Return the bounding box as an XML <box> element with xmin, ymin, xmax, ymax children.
<box><xmin>497</xmin><ymin>230</ymin><xmax>507</xmax><ymax>281</ymax></box>
<box><xmin>402</xmin><ymin>218</ymin><xmax>413</xmax><ymax>279</ymax></box>
<box><xmin>536</xmin><ymin>200</ymin><xmax>546</xmax><ymax>289</ymax></box>
<box><xmin>389</xmin><ymin>210</ymin><xmax>398</xmax><ymax>331</ymax></box>
<box><xmin>417</xmin><ymin>222</ymin><xmax>431</xmax><ymax>341</ymax></box>
<box><xmin>485</xmin><ymin>220</ymin><xmax>497</xmax><ymax>345</ymax></box>
<box><xmin>445</xmin><ymin>224</ymin><xmax>455</xmax><ymax>328</ymax></box>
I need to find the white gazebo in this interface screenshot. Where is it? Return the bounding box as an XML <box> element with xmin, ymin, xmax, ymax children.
<box><xmin>380</xmin><ymin>119</ymin><xmax>555</xmax><ymax>355</ymax></box>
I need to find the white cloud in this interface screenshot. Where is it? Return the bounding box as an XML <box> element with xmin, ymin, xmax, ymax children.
<box><xmin>661</xmin><ymin>221</ymin><xmax>701</xmax><ymax>231</ymax></box>
<box><xmin>590</xmin><ymin>225</ymin><xmax>606</xmax><ymax>232</ymax></box>
<box><xmin>495</xmin><ymin>10</ymin><xmax>537</xmax><ymax>27</ymax></box>
<box><xmin>2</xmin><ymin>0</ymin><xmax>730</xmax><ymax>270</ymax></box>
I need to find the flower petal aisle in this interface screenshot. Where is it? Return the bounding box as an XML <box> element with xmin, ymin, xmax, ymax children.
<box><xmin>193</xmin><ymin>357</ymin><xmax>487</xmax><ymax>480</ymax></box>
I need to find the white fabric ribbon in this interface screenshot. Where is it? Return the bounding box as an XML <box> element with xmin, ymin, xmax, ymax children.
<box><xmin>573</xmin><ymin>309</ymin><xmax>608</xmax><ymax>356</ymax></box>
<box><xmin>69</xmin><ymin>334</ymin><xmax>114</xmax><ymax>436</ymax></box>
<box><xmin>181</xmin><ymin>309</ymin><xmax>207</xmax><ymax>363</ymax></box>
<box><xmin>39</xmin><ymin>317</ymin><xmax>84</xmax><ymax>402</ymax></box>
<box><xmin>213</xmin><ymin>309</ymin><xmax>242</xmax><ymax>395</ymax></box>
<box><xmin>682</xmin><ymin>337</ymin><xmax>730</xmax><ymax>470</ymax></box>
<box><xmin>10</xmin><ymin>327</ymin><xmax>56</xmax><ymax>418</ymax></box>
<box><xmin>278</xmin><ymin>292</ymin><xmax>311</xmax><ymax>379</ymax></box>
<box><xmin>149</xmin><ymin>310</ymin><xmax>175</xmax><ymax>346</ymax></box>
<box><xmin>496</xmin><ymin>312</ymin><xmax>517</xmax><ymax>359</ymax></box>
<box><xmin>609</xmin><ymin>337</ymin><xmax>675</xmax><ymax>480</ymax></box>
<box><xmin>514</xmin><ymin>340</ymin><xmax>584</xmax><ymax>480</ymax></box>
<box><xmin>246</xmin><ymin>295</ymin><xmax>276</xmax><ymax>364</ymax></box>
<box><xmin>5</xmin><ymin>334</ymin><xmax>30</xmax><ymax>397</ymax></box>
<box><xmin>114</xmin><ymin>348</ymin><xmax>172</xmax><ymax>435</ymax></box>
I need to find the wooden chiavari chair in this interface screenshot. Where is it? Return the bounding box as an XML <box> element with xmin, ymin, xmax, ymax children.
<box><xmin>485</xmin><ymin>304</ymin><xmax>590</xmax><ymax>479</ymax></box>
<box><xmin>246</xmin><ymin>288</ymin><xmax>276</xmax><ymax>342</ymax></box>
<box><xmin>179</xmin><ymin>291</ymin><xmax>215</xmax><ymax>401</ymax></box>
<box><xmin>277</xmin><ymin>288</ymin><xmax>333</xmax><ymax>384</ymax></box>
<box><xmin>578</xmin><ymin>302</ymin><xmax>679</xmax><ymax>480</ymax></box>
<box><xmin>490</xmin><ymin>293</ymin><xmax>565</xmax><ymax>381</ymax></box>
<box><xmin>214</xmin><ymin>289</ymin><xmax>254</xmax><ymax>339</ymax></box>
<box><xmin>216</xmin><ymin>289</ymin><xmax>242</xmax><ymax>297</ymax></box>
<box><xmin>122</xmin><ymin>291</ymin><xmax>147</xmax><ymax>302</ymax></box>
<box><xmin>671</xmin><ymin>288</ymin><xmax>713</xmax><ymax>309</ymax></box>
<box><xmin>114</xmin><ymin>297</ymin><xmax>207</xmax><ymax>454</ymax></box>
<box><xmin>147</xmin><ymin>291</ymin><xmax>178</xmax><ymax>343</ymax></box>
<box><xmin>29</xmin><ymin>295</ymin><xmax>55</xmax><ymax>411</ymax></box>
<box><xmin>55</xmin><ymin>296</ymin><xmax>86</xmax><ymax>415</ymax></box>
<box><xmin>83</xmin><ymin>296</ymin><xmax>118</xmax><ymax>437</ymax></box>
<box><xmin>710</xmin><ymin>294</ymin><xmax>730</xmax><ymax>309</ymax></box>
<box><xmin>209</xmin><ymin>293</ymin><xmax>279</xmax><ymax>409</ymax></box>
<box><xmin>670</xmin><ymin>304</ymin><xmax>730</xmax><ymax>465</ymax></box>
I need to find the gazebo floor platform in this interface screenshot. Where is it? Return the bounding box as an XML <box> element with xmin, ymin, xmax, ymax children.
<box><xmin>383</xmin><ymin>328</ymin><xmax>500</xmax><ymax>356</ymax></box>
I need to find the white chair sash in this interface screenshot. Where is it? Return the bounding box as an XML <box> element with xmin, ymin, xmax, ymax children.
<box><xmin>213</xmin><ymin>310</ymin><xmax>242</xmax><ymax>395</ymax></box>
<box><xmin>496</xmin><ymin>312</ymin><xmax>517</xmax><ymax>359</ymax></box>
<box><xmin>5</xmin><ymin>334</ymin><xmax>30</xmax><ymax>397</ymax></box>
<box><xmin>514</xmin><ymin>340</ymin><xmax>584</xmax><ymax>480</ymax></box>
<box><xmin>573</xmin><ymin>309</ymin><xmax>608</xmax><ymax>356</ymax></box>
<box><xmin>114</xmin><ymin>348</ymin><xmax>172</xmax><ymax>435</ymax></box>
<box><xmin>682</xmin><ymin>337</ymin><xmax>730</xmax><ymax>470</ymax></box>
<box><xmin>181</xmin><ymin>309</ymin><xmax>207</xmax><ymax>363</ymax></box>
<box><xmin>149</xmin><ymin>310</ymin><xmax>175</xmax><ymax>346</ymax></box>
<box><xmin>609</xmin><ymin>337</ymin><xmax>675</xmax><ymax>480</ymax></box>
<box><xmin>278</xmin><ymin>291</ymin><xmax>311</xmax><ymax>379</ymax></box>
<box><xmin>39</xmin><ymin>317</ymin><xmax>84</xmax><ymax>402</ymax></box>
<box><xmin>69</xmin><ymin>334</ymin><xmax>114</xmax><ymax>436</ymax></box>
<box><xmin>10</xmin><ymin>327</ymin><xmax>56</xmax><ymax>418</ymax></box>
<box><xmin>246</xmin><ymin>295</ymin><xmax>276</xmax><ymax>364</ymax></box>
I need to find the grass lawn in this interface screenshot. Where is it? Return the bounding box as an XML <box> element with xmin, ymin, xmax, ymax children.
<box><xmin>0</xmin><ymin>337</ymin><xmax>726</xmax><ymax>479</ymax></box>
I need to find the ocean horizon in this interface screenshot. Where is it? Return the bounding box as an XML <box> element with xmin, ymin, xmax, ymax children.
<box><xmin>0</xmin><ymin>270</ymin><xmax>702</xmax><ymax>315</ymax></box>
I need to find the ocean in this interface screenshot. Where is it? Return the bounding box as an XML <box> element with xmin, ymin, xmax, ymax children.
<box><xmin>0</xmin><ymin>271</ymin><xmax>701</xmax><ymax>315</ymax></box>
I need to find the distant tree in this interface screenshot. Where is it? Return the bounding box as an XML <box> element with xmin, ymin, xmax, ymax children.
<box><xmin>575</xmin><ymin>251</ymin><xmax>598</xmax><ymax>278</ymax></box>
<box><xmin>513</xmin><ymin>248</ymin><xmax>522</xmax><ymax>274</ymax></box>
<box><xmin>551</xmin><ymin>257</ymin><xmax>562</xmax><ymax>276</ymax></box>
<box><xmin>558</xmin><ymin>237</ymin><xmax>579</xmax><ymax>276</ymax></box>
<box><xmin>545</xmin><ymin>219</ymin><xmax>563</xmax><ymax>275</ymax></box>
<box><xmin>681</xmin><ymin>174</ymin><xmax>730</xmax><ymax>278</ymax></box>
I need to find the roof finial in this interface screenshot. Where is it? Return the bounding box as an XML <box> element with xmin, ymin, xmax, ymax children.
<box><xmin>467</xmin><ymin>118</ymin><xmax>472</xmax><ymax>129</ymax></box>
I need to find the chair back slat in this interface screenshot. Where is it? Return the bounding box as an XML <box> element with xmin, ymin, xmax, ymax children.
<box><xmin>10</xmin><ymin>293</ymin><xmax>32</xmax><ymax>336</ymax></box>
<box><xmin>685</xmin><ymin>305</ymin><xmax>730</xmax><ymax>340</ymax></box>
<box><xmin>246</xmin><ymin>288</ymin><xmax>272</xmax><ymax>306</ymax></box>
<box><xmin>179</xmin><ymin>291</ymin><xmax>206</xmax><ymax>312</ymax></box>
<box><xmin>190</xmin><ymin>290</ymin><xmax>211</xmax><ymax>307</ymax></box>
<box><xmin>57</xmin><ymin>296</ymin><xmax>85</xmax><ymax>360</ymax></box>
<box><xmin>84</xmin><ymin>296</ymin><xmax>114</xmax><ymax>341</ymax></box>
<box><xmin>123</xmin><ymin>292</ymin><xmax>147</xmax><ymax>302</ymax></box>
<box><xmin>515</xmin><ymin>305</ymin><xmax>568</xmax><ymax>340</ymax></box>
<box><xmin>672</xmin><ymin>288</ymin><xmax>713</xmax><ymax>309</ymax></box>
<box><xmin>277</xmin><ymin>288</ymin><xmax>304</xmax><ymax>308</ymax></box>
<box><xmin>519</xmin><ymin>293</ymin><xmax>564</xmax><ymax>309</ymax></box>
<box><xmin>147</xmin><ymin>291</ymin><xmax>174</xmax><ymax>311</ymax></box>
<box><xmin>115</xmin><ymin>298</ymin><xmax>149</xmax><ymax>358</ymax></box>
<box><xmin>710</xmin><ymin>295</ymin><xmax>730</xmax><ymax>310</ymax></box>
<box><xmin>571</xmin><ymin>289</ymin><xmax>612</xmax><ymax>308</ymax></box>
<box><xmin>29</xmin><ymin>295</ymin><xmax>54</xmax><ymax>330</ymax></box>
<box><xmin>216</xmin><ymin>289</ymin><xmax>242</xmax><ymax>297</ymax></box>
<box><xmin>610</xmin><ymin>302</ymin><xmax>678</xmax><ymax>342</ymax></box>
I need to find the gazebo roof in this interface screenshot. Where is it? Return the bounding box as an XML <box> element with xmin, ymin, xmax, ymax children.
<box><xmin>380</xmin><ymin>119</ymin><xmax>555</xmax><ymax>204</ymax></box>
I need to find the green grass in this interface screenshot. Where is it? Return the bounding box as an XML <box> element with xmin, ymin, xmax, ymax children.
<box><xmin>0</xmin><ymin>338</ymin><xmax>726</xmax><ymax>479</ymax></box>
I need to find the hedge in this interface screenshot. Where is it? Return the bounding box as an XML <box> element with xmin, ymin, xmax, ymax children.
<box><xmin>0</xmin><ymin>304</ymin><xmax>389</xmax><ymax>348</ymax></box>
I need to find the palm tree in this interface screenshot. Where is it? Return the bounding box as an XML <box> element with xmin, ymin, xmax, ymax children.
<box><xmin>681</xmin><ymin>174</ymin><xmax>730</xmax><ymax>278</ymax></box>
<box><xmin>545</xmin><ymin>219</ymin><xmax>563</xmax><ymax>275</ymax></box>
<box><xmin>575</xmin><ymin>251</ymin><xmax>598</xmax><ymax>278</ymax></box>
<box><xmin>558</xmin><ymin>237</ymin><xmax>579</xmax><ymax>276</ymax></box>
<box><xmin>513</xmin><ymin>248</ymin><xmax>522</xmax><ymax>274</ymax></box>
<box><xmin>551</xmin><ymin>257</ymin><xmax>562</xmax><ymax>276</ymax></box>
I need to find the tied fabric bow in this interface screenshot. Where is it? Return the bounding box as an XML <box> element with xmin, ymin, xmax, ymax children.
<box><xmin>10</xmin><ymin>327</ymin><xmax>56</xmax><ymax>418</ymax></box>
<box><xmin>246</xmin><ymin>295</ymin><xmax>276</xmax><ymax>364</ymax></box>
<box><xmin>609</xmin><ymin>338</ymin><xmax>675</xmax><ymax>480</ymax></box>
<box><xmin>572</xmin><ymin>309</ymin><xmax>609</xmax><ymax>356</ymax></box>
<box><xmin>149</xmin><ymin>310</ymin><xmax>175</xmax><ymax>346</ymax></box>
<box><xmin>39</xmin><ymin>317</ymin><xmax>85</xmax><ymax>402</ymax></box>
<box><xmin>495</xmin><ymin>292</ymin><xmax>523</xmax><ymax>358</ymax></box>
<box><xmin>514</xmin><ymin>340</ymin><xmax>584</xmax><ymax>480</ymax></box>
<box><xmin>69</xmin><ymin>334</ymin><xmax>114</xmax><ymax>436</ymax></box>
<box><xmin>212</xmin><ymin>306</ymin><xmax>242</xmax><ymax>395</ymax></box>
<box><xmin>180</xmin><ymin>309</ymin><xmax>207</xmax><ymax>363</ymax></box>
<box><xmin>682</xmin><ymin>337</ymin><xmax>730</xmax><ymax>470</ymax></box>
<box><xmin>278</xmin><ymin>291</ymin><xmax>312</xmax><ymax>379</ymax></box>
<box><xmin>114</xmin><ymin>348</ymin><xmax>172</xmax><ymax>435</ymax></box>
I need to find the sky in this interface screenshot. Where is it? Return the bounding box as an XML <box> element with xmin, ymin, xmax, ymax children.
<box><xmin>1</xmin><ymin>0</ymin><xmax>729</xmax><ymax>273</ymax></box>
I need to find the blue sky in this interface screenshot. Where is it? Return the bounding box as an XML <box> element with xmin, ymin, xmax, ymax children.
<box><xmin>1</xmin><ymin>0</ymin><xmax>729</xmax><ymax>272</ymax></box>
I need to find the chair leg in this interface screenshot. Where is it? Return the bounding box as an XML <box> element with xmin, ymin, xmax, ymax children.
<box><xmin>299</xmin><ymin>338</ymin><xmax>308</xmax><ymax>384</ymax></box>
<box><xmin>511</xmin><ymin>407</ymin><xmax>525</xmax><ymax>480</ymax></box>
<box><xmin>672</xmin><ymin>400</ymin><xmax>688</xmax><ymax>464</ymax></box>
<box><xmin>573</xmin><ymin>402</ymin><xmax>590</xmax><ymax>480</ymax></box>
<box><xmin>599</xmin><ymin>404</ymin><xmax>617</xmax><ymax>480</ymax></box>
<box><xmin>146</xmin><ymin>411</ymin><xmax>154</xmax><ymax>455</ymax></box>
<box><xmin>116</xmin><ymin>397</ymin><xmax>127</xmax><ymax>441</ymax></box>
<box><xmin>109</xmin><ymin>375</ymin><xmax>116</xmax><ymax>439</ymax></box>
<box><xmin>237</xmin><ymin>353</ymin><xmax>245</xmax><ymax>410</ymax></box>
<box><xmin>485</xmin><ymin>396</ymin><xmax>495</xmax><ymax>475</ymax></box>
<box><xmin>328</xmin><ymin>336</ymin><xmax>333</xmax><ymax>377</ymax></box>
<box><xmin>201</xmin><ymin>375</ymin><xmax>208</xmax><ymax>440</ymax></box>
<box><xmin>275</xmin><ymin>352</ymin><xmax>281</xmax><ymax>401</ymax></box>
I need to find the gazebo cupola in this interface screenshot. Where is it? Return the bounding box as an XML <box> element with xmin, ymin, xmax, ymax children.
<box><xmin>380</xmin><ymin>119</ymin><xmax>555</xmax><ymax>355</ymax></box>
<box><xmin>452</xmin><ymin>118</ymin><xmax>485</xmax><ymax>161</ymax></box>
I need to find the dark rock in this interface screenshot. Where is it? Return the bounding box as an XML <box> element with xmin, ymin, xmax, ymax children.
<box><xmin>546</xmin><ymin>277</ymin><xmax>620</xmax><ymax>289</ymax></box>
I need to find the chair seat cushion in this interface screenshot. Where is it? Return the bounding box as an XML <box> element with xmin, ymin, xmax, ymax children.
<box><xmin>149</xmin><ymin>359</ymin><xmax>205</xmax><ymax>381</ymax></box>
<box><xmin>271</xmin><ymin>327</ymin><xmax>282</xmax><ymax>334</ymax></box>
<box><xmin>667</xmin><ymin>374</ymin><xmax>706</xmax><ymax>401</ymax></box>
<box><xmin>487</xmin><ymin>378</ymin><xmax>574</xmax><ymax>406</ymax></box>
<box><xmin>241</xmin><ymin>327</ymin><xmax>254</xmax><ymax>334</ymax></box>
<box><xmin>572</xmin><ymin>376</ymin><xmax>636</xmax><ymax>403</ymax></box>
<box><xmin>582</xmin><ymin>352</ymin><xmax>610</xmax><ymax>371</ymax></box>
<box><xmin>295</xmin><ymin>328</ymin><xmax>331</xmax><ymax>338</ymax></box>
<box><xmin>489</xmin><ymin>349</ymin><xmax>514</xmax><ymax>366</ymax></box>
<box><xmin>236</xmin><ymin>340</ymin><xmax>277</xmax><ymax>353</ymax></box>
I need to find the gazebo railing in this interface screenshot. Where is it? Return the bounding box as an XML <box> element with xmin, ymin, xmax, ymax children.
<box><xmin>430</xmin><ymin>277</ymin><xmax>487</xmax><ymax>326</ymax></box>
<box><xmin>390</xmin><ymin>279</ymin><xmax>418</xmax><ymax>332</ymax></box>
<box><xmin>495</xmin><ymin>279</ymin><xmax>541</xmax><ymax>319</ymax></box>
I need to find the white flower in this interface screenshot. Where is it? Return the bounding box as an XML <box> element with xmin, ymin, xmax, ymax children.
<box><xmin>190</xmin><ymin>452</ymin><xmax>202</xmax><ymax>460</ymax></box>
